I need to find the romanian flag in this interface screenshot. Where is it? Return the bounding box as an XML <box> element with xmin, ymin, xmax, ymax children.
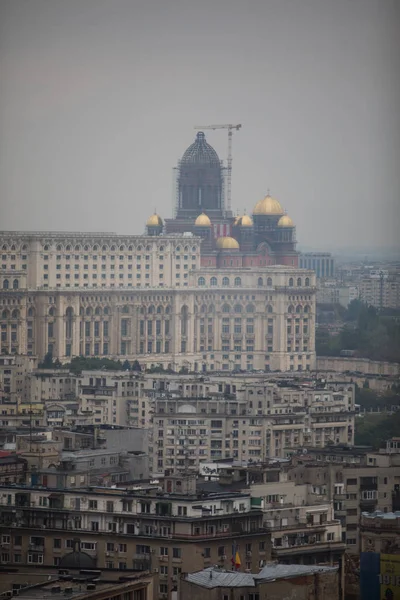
<box><xmin>231</xmin><ymin>543</ymin><xmax>241</xmax><ymax>570</ymax></box>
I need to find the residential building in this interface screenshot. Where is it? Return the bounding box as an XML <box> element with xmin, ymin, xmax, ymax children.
<box><xmin>0</xmin><ymin>475</ymin><xmax>271</xmax><ymax>600</ymax></box>
<box><xmin>286</xmin><ymin>440</ymin><xmax>400</xmax><ymax>555</ymax></box>
<box><xmin>359</xmin><ymin>273</ymin><xmax>400</xmax><ymax>309</ymax></box>
<box><xmin>149</xmin><ymin>377</ymin><xmax>355</xmax><ymax>475</ymax></box>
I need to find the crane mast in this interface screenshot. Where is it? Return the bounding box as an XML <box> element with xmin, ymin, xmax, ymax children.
<box><xmin>194</xmin><ymin>124</ymin><xmax>241</xmax><ymax>215</ymax></box>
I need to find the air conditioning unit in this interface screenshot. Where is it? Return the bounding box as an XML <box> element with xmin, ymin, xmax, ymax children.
<box><xmin>221</xmin><ymin>555</ymin><xmax>227</xmax><ymax>560</ymax></box>
<box><xmin>153</xmin><ymin>568</ymin><xmax>158</xmax><ymax>573</ymax></box>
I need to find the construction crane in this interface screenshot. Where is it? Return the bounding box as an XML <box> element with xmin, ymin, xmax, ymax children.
<box><xmin>194</xmin><ymin>124</ymin><xmax>242</xmax><ymax>214</ymax></box>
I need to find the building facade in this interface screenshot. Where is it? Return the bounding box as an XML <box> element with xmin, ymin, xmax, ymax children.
<box><xmin>0</xmin><ymin>477</ymin><xmax>271</xmax><ymax>600</ymax></box>
<box><xmin>0</xmin><ymin>235</ymin><xmax>316</xmax><ymax>371</ymax></box>
<box><xmin>299</xmin><ymin>253</ymin><xmax>335</xmax><ymax>279</ymax></box>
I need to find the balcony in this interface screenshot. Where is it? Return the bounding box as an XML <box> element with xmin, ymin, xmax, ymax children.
<box><xmin>272</xmin><ymin>539</ymin><xmax>346</xmax><ymax>557</ymax></box>
<box><xmin>29</xmin><ymin>543</ymin><xmax>44</xmax><ymax>552</ymax></box>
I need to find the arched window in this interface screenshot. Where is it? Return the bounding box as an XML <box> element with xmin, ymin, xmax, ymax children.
<box><xmin>148</xmin><ymin>305</ymin><xmax>155</xmax><ymax>314</ymax></box>
<box><xmin>305</xmin><ymin>277</ymin><xmax>310</xmax><ymax>287</ymax></box>
<box><xmin>222</xmin><ymin>277</ymin><xmax>229</xmax><ymax>286</ymax></box>
<box><xmin>122</xmin><ymin>305</ymin><xmax>129</xmax><ymax>314</ymax></box>
<box><xmin>119</xmin><ymin>245</ymin><xmax>125</xmax><ymax>251</ymax></box>
<box><xmin>104</xmin><ymin>307</ymin><xmax>109</xmax><ymax>315</ymax></box>
<box><xmin>156</xmin><ymin>306</ymin><xmax>163</xmax><ymax>314</ymax></box>
<box><xmin>208</xmin><ymin>304</ymin><xmax>215</xmax><ymax>314</ymax></box>
<box><xmin>201</xmin><ymin>304</ymin><xmax>207</xmax><ymax>313</ymax></box>
<box><xmin>66</xmin><ymin>245</ymin><xmax>71</xmax><ymax>251</ymax></box>
<box><xmin>297</xmin><ymin>277</ymin><xmax>302</xmax><ymax>287</ymax></box>
<box><xmin>93</xmin><ymin>245</ymin><xmax>99</xmax><ymax>251</ymax></box>
<box><xmin>267</xmin><ymin>305</ymin><xmax>273</xmax><ymax>313</ymax></box>
<box><xmin>1</xmin><ymin>310</ymin><xmax>8</xmax><ymax>319</ymax></box>
<box><xmin>288</xmin><ymin>277</ymin><xmax>294</xmax><ymax>287</ymax></box>
<box><xmin>13</xmin><ymin>279</ymin><xmax>19</xmax><ymax>290</ymax></box>
<box><xmin>111</xmin><ymin>245</ymin><xmax>116</xmax><ymax>251</ymax></box>
<box><xmin>165</xmin><ymin>306</ymin><xmax>171</xmax><ymax>315</ymax></box>
<box><xmin>210</xmin><ymin>277</ymin><xmax>217</xmax><ymax>287</ymax></box>
<box><xmin>56</xmin><ymin>244</ymin><xmax>62</xmax><ymax>251</ymax></box>
<box><xmin>102</xmin><ymin>245</ymin><xmax>108</xmax><ymax>251</ymax></box>
<box><xmin>257</xmin><ymin>277</ymin><xmax>263</xmax><ymax>287</ymax></box>
<box><xmin>84</xmin><ymin>245</ymin><xmax>90</xmax><ymax>251</ymax></box>
<box><xmin>3</xmin><ymin>280</ymin><xmax>9</xmax><ymax>290</ymax></box>
<box><xmin>28</xmin><ymin>307</ymin><xmax>34</xmax><ymax>317</ymax></box>
<box><xmin>198</xmin><ymin>277</ymin><xmax>206</xmax><ymax>286</ymax></box>
<box><xmin>22</xmin><ymin>244</ymin><xmax>27</xmax><ymax>251</ymax></box>
<box><xmin>234</xmin><ymin>304</ymin><xmax>242</xmax><ymax>313</ymax></box>
<box><xmin>246</xmin><ymin>304</ymin><xmax>255</xmax><ymax>313</ymax></box>
<box><xmin>296</xmin><ymin>305</ymin><xmax>302</xmax><ymax>314</ymax></box>
<box><xmin>1</xmin><ymin>245</ymin><xmax>7</xmax><ymax>251</ymax></box>
<box><xmin>222</xmin><ymin>304</ymin><xmax>230</xmax><ymax>313</ymax></box>
<box><xmin>304</xmin><ymin>305</ymin><xmax>310</xmax><ymax>314</ymax></box>
<box><xmin>74</xmin><ymin>245</ymin><xmax>80</xmax><ymax>251</ymax></box>
<box><xmin>267</xmin><ymin>277</ymin><xmax>273</xmax><ymax>287</ymax></box>
<box><xmin>95</xmin><ymin>306</ymin><xmax>102</xmax><ymax>316</ymax></box>
<box><xmin>234</xmin><ymin>277</ymin><xmax>241</xmax><ymax>287</ymax></box>
<box><xmin>44</xmin><ymin>245</ymin><xmax>49</xmax><ymax>251</ymax></box>
<box><xmin>11</xmin><ymin>309</ymin><xmax>19</xmax><ymax>319</ymax></box>
<box><xmin>288</xmin><ymin>305</ymin><xmax>294</xmax><ymax>314</ymax></box>
<box><xmin>49</xmin><ymin>307</ymin><xmax>55</xmax><ymax>317</ymax></box>
<box><xmin>86</xmin><ymin>307</ymin><xmax>92</xmax><ymax>316</ymax></box>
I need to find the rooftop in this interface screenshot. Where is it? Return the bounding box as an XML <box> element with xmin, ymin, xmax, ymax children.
<box><xmin>185</xmin><ymin>564</ymin><xmax>338</xmax><ymax>589</ymax></box>
<box><xmin>14</xmin><ymin>575</ymin><xmax>151</xmax><ymax>600</ymax></box>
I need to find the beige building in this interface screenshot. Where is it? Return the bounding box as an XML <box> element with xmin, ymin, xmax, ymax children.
<box><xmin>287</xmin><ymin>442</ymin><xmax>400</xmax><ymax>555</ymax></box>
<box><xmin>149</xmin><ymin>377</ymin><xmax>355</xmax><ymax>475</ymax></box>
<box><xmin>0</xmin><ymin>231</ymin><xmax>316</xmax><ymax>372</ymax></box>
<box><xmin>359</xmin><ymin>274</ymin><xmax>400</xmax><ymax>309</ymax></box>
<box><xmin>0</xmin><ymin>475</ymin><xmax>271</xmax><ymax>600</ymax></box>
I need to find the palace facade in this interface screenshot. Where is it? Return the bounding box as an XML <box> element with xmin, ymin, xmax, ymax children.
<box><xmin>0</xmin><ymin>230</ymin><xmax>315</xmax><ymax>371</ymax></box>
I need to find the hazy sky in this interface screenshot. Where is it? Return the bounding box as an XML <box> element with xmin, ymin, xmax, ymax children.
<box><xmin>0</xmin><ymin>0</ymin><xmax>399</xmax><ymax>249</ymax></box>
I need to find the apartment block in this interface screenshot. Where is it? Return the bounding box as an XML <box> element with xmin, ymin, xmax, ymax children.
<box><xmin>0</xmin><ymin>474</ymin><xmax>271</xmax><ymax>600</ymax></box>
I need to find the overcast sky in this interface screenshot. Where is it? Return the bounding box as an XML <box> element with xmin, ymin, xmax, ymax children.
<box><xmin>0</xmin><ymin>0</ymin><xmax>399</xmax><ymax>249</ymax></box>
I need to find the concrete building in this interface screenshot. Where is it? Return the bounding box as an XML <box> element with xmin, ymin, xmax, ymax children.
<box><xmin>359</xmin><ymin>273</ymin><xmax>400</xmax><ymax>309</ymax></box>
<box><xmin>299</xmin><ymin>253</ymin><xmax>335</xmax><ymax>279</ymax></box>
<box><xmin>0</xmin><ymin>249</ymin><xmax>317</xmax><ymax>373</ymax></box>
<box><xmin>286</xmin><ymin>440</ymin><xmax>400</xmax><ymax>555</ymax></box>
<box><xmin>149</xmin><ymin>377</ymin><xmax>355</xmax><ymax>475</ymax></box>
<box><xmin>316</xmin><ymin>284</ymin><xmax>358</xmax><ymax>308</ymax></box>
<box><xmin>0</xmin><ymin>475</ymin><xmax>271</xmax><ymax>600</ymax></box>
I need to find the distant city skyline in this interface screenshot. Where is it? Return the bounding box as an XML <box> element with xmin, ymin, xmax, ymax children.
<box><xmin>0</xmin><ymin>0</ymin><xmax>399</xmax><ymax>248</ymax></box>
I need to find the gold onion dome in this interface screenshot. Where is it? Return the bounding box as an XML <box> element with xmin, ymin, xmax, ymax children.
<box><xmin>277</xmin><ymin>214</ymin><xmax>294</xmax><ymax>227</ymax></box>
<box><xmin>146</xmin><ymin>213</ymin><xmax>163</xmax><ymax>227</ymax></box>
<box><xmin>195</xmin><ymin>213</ymin><xmax>211</xmax><ymax>226</ymax></box>
<box><xmin>216</xmin><ymin>236</ymin><xmax>240</xmax><ymax>250</ymax></box>
<box><xmin>236</xmin><ymin>214</ymin><xmax>253</xmax><ymax>227</ymax></box>
<box><xmin>253</xmin><ymin>194</ymin><xmax>284</xmax><ymax>216</ymax></box>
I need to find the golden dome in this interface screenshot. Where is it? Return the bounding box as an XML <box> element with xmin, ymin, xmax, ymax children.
<box><xmin>277</xmin><ymin>214</ymin><xmax>294</xmax><ymax>227</ymax></box>
<box><xmin>195</xmin><ymin>213</ymin><xmax>211</xmax><ymax>227</ymax></box>
<box><xmin>146</xmin><ymin>213</ymin><xmax>163</xmax><ymax>227</ymax></box>
<box><xmin>216</xmin><ymin>236</ymin><xmax>240</xmax><ymax>250</ymax></box>
<box><xmin>253</xmin><ymin>194</ymin><xmax>284</xmax><ymax>216</ymax></box>
<box><xmin>236</xmin><ymin>214</ymin><xmax>253</xmax><ymax>227</ymax></box>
